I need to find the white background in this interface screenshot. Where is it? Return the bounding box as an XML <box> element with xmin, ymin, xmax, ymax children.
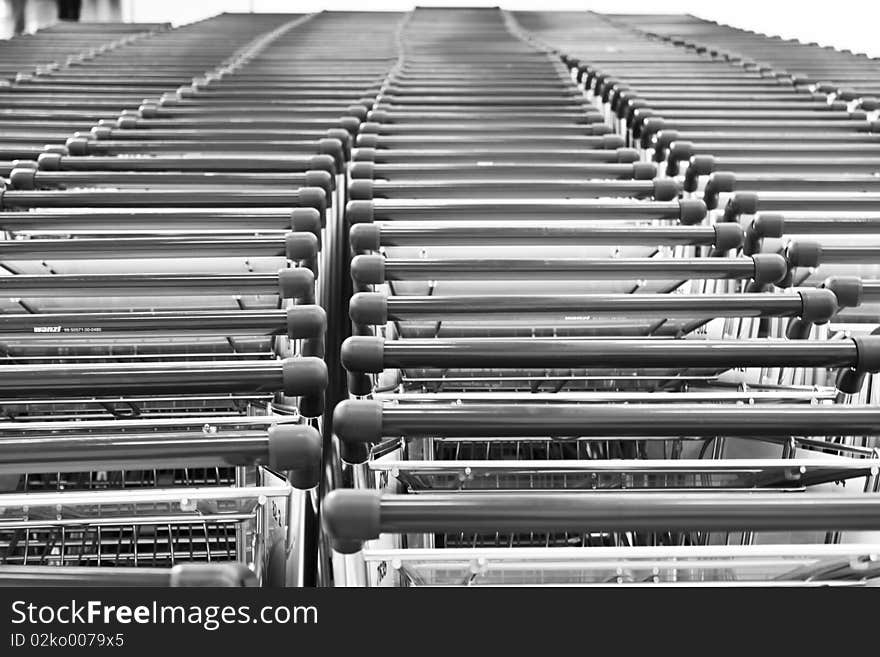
<box><xmin>122</xmin><ymin>0</ymin><xmax>880</xmax><ymax>57</ymax></box>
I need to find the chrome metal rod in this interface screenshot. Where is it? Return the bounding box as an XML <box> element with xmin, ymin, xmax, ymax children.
<box><xmin>0</xmin><ymin>358</ymin><xmax>321</xmax><ymax>398</ymax></box>
<box><xmin>356</xmin><ymin>147</ymin><xmax>636</xmax><ymax>164</ymax></box>
<box><xmin>332</xmin><ymin>401</ymin><xmax>880</xmax><ymax>442</ymax></box>
<box><xmin>377</xmin><ymin>492</ymin><xmax>880</xmax><ymax>533</ymax></box>
<box><xmin>0</xmin><ymin>187</ymin><xmax>323</xmax><ymax>209</ymax></box>
<box><xmin>0</xmin><ymin>273</ymin><xmax>289</xmax><ymax>297</ymax></box>
<box><xmin>41</xmin><ymin>154</ymin><xmax>331</xmax><ymax>173</ymax></box>
<box><xmin>358</xmin><ymin>223</ymin><xmax>726</xmax><ymax>249</ymax></box>
<box><xmin>0</xmin><ymin>236</ymin><xmax>290</xmax><ymax>259</ymax></box>
<box><xmin>357</xmin><ymin>162</ymin><xmax>646</xmax><ymax>180</ymax></box>
<box><xmin>727</xmin><ymin>192</ymin><xmax>880</xmax><ymax>219</ymax></box>
<box><xmin>0</xmin><ymin>429</ymin><xmax>271</xmax><ymax>473</ymax></box>
<box><xmin>15</xmin><ymin>170</ymin><xmax>314</xmax><ymax>188</ymax></box>
<box><xmin>353</xmin><ymin>179</ymin><xmax>671</xmax><ymax>200</ymax></box>
<box><xmin>357</xmin><ymin>337</ymin><xmax>863</xmax><ymax>370</ymax></box>
<box><xmin>350</xmin><ymin>198</ymin><xmax>704</xmax><ymax>223</ymax></box>
<box><xmin>322</xmin><ymin>490</ymin><xmax>880</xmax><ymax>551</ymax></box>
<box><xmin>779</xmin><ymin>216</ymin><xmax>880</xmax><ymax>235</ymax></box>
<box><xmin>819</xmin><ymin>246</ymin><xmax>880</xmax><ymax>265</ymax></box>
<box><xmin>0</xmin><ymin>209</ymin><xmax>300</xmax><ymax>231</ymax></box>
<box><xmin>369</xmin><ymin>292</ymin><xmax>820</xmax><ymax>320</ymax></box>
<box><xmin>369</xmin><ymin>256</ymin><xmax>771</xmax><ymax>282</ymax></box>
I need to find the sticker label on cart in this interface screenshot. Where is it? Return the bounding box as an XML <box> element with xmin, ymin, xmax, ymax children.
<box><xmin>33</xmin><ymin>326</ymin><xmax>102</xmax><ymax>333</ymax></box>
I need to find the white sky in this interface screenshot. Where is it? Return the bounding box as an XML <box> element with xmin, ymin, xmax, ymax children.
<box><xmin>123</xmin><ymin>1</ymin><xmax>880</xmax><ymax>57</ymax></box>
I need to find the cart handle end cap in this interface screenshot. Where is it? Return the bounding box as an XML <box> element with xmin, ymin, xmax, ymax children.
<box><xmin>291</xmin><ymin>207</ymin><xmax>323</xmax><ymax>235</ymax></box>
<box><xmin>309</xmin><ymin>153</ymin><xmax>337</xmax><ymax>177</ymax></box>
<box><xmin>678</xmin><ymin>199</ymin><xmax>707</xmax><ymax>225</ymax></box>
<box><xmin>786</xmin><ymin>240</ymin><xmax>822</xmax><ymax>269</ymax></box>
<box><xmin>350</xmin><ymin>223</ymin><xmax>381</xmax><ymax>253</ymax></box>
<box><xmin>356</xmin><ymin>133</ymin><xmax>379</xmax><ymax>149</ymax></box>
<box><xmin>630</xmin><ymin>108</ymin><xmax>655</xmax><ymax>135</ymax></box>
<box><xmin>36</xmin><ymin>152</ymin><xmax>61</xmax><ymax>170</ymax></box>
<box><xmin>350</xmin><ymin>292</ymin><xmax>387</xmax><ymax>325</ymax></box>
<box><xmin>835</xmin><ymin>368</ymin><xmax>866</xmax><ymax>395</ymax></box>
<box><xmin>346</xmin><ymin>200</ymin><xmax>375</xmax><ymax>225</ymax></box>
<box><xmin>322</xmin><ymin>490</ymin><xmax>381</xmax><ymax>554</ymax></box>
<box><xmin>317</xmin><ymin>137</ymin><xmax>345</xmax><ymax>170</ymax></box>
<box><xmin>639</xmin><ymin>118</ymin><xmax>666</xmax><ymax>148</ymax></box>
<box><xmin>349</xmin><ymin>179</ymin><xmax>374</xmax><ymax>201</ymax></box>
<box><xmin>751</xmin><ymin>253</ymin><xmax>788</xmax><ymax>286</ymax></box>
<box><xmin>615</xmin><ymin>148</ymin><xmax>640</xmax><ymax>164</ymax></box>
<box><xmin>798</xmin><ymin>288</ymin><xmax>838</xmax><ymax>324</ymax></box>
<box><xmin>712</xmin><ymin>223</ymin><xmax>744</xmax><ymax>251</ymax></box>
<box><xmin>853</xmin><ymin>335</ymin><xmax>880</xmax><ymax>373</ymax></box>
<box><xmin>304</xmin><ymin>169</ymin><xmax>334</xmax><ymax>195</ymax></box>
<box><xmin>752</xmin><ymin>213</ymin><xmax>785</xmax><ymax>237</ymax></box>
<box><xmin>347</xmin><ymin>104</ymin><xmax>369</xmax><ymax>121</ymax></box>
<box><xmin>683</xmin><ymin>154</ymin><xmax>714</xmax><ymax>192</ymax></box>
<box><xmin>297</xmin><ymin>187</ymin><xmax>327</xmax><ymax>216</ymax></box>
<box><xmin>333</xmin><ymin>399</ymin><xmax>383</xmax><ymax>444</ymax></box>
<box><xmin>632</xmin><ymin>162</ymin><xmax>657</xmax><ymax>180</ymax></box>
<box><xmin>608</xmin><ymin>84</ymin><xmax>632</xmax><ymax>109</ymax></box>
<box><xmin>138</xmin><ymin>102</ymin><xmax>159</xmax><ymax>118</ymax></box>
<box><xmin>600</xmin><ymin>134</ymin><xmax>625</xmax><ymax>150</ymax></box>
<box><xmin>723</xmin><ymin>192</ymin><xmax>759</xmax><ymax>222</ymax></box>
<box><xmin>91</xmin><ymin>125</ymin><xmax>112</xmax><ymax>140</ymax></box>
<box><xmin>359</xmin><ymin>121</ymin><xmax>380</xmax><ymax>135</ymax></box>
<box><xmin>837</xmin><ymin>89</ymin><xmax>861</xmax><ymax>102</ymax></box>
<box><xmin>704</xmin><ymin>172</ymin><xmax>736</xmax><ymax>210</ymax></box>
<box><xmin>282</xmin><ymin>357</ymin><xmax>327</xmax><ymax>418</ymax></box>
<box><xmin>268</xmin><ymin>424</ymin><xmax>322</xmax><ymax>489</ymax></box>
<box><xmin>338</xmin><ymin>116</ymin><xmax>362</xmax><ymax>135</ymax></box>
<box><xmin>325</xmin><ymin>128</ymin><xmax>352</xmax><ymax>159</ymax></box>
<box><xmin>665</xmin><ymin>141</ymin><xmax>693</xmax><ymax>176</ymax></box>
<box><xmin>652</xmin><ymin>178</ymin><xmax>680</xmax><ymax>202</ymax></box>
<box><xmin>285</xmin><ymin>231</ymin><xmax>319</xmax><ymax>263</ymax></box>
<box><xmin>352</xmin><ymin>147</ymin><xmax>376</xmax><ymax>162</ymax></box>
<box><xmin>668</xmin><ymin>141</ymin><xmax>694</xmax><ymax>163</ymax></box>
<box><xmin>286</xmin><ymin>305</ymin><xmax>326</xmax><ymax>340</ymax></box>
<box><xmin>8</xmin><ymin>168</ymin><xmax>36</xmax><ymax>190</ymax></box>
<box><xmin>43</xmin><ymin>145</ymin><xmax>67</xmax><ymax>157</ymax></box>
<box><xmin>822</xmin><ymin>276</ymin><xmax>862</xmax><ymax>309</ymax></box>
<box><xmin>744</xmin><ymin>213</ymin><xmax>784</xmax><ymax>255</ymax></box>
<box><xmin>349</xmin><ymin>161</ymin><xmax>375</xmax><ymax>180</ymax></box>
<box><xmin>278</xmin><ymin>267</ymin><xmax>315</xmax><ymax>302</ymax></box>
<box><xmin>587</xmin><ymin>123</ymin><xmax>613</xmax><ymax>136</ymax></box>
<box><xmin>281</xmin><ymin>357</ymin><xmax>328</xmax><ymax>392</ymax></box>
<box><xmin>65</xmin><ymin>135</ymin><xmax>89</xmax><ymax>155</ymax></box>
<box><xmin>117</xmin><ymin>114</ymin><xmax>138</xmax><ymax>129</ymax></box>
<box><xmin>368</xmin><ymin>109</ymin><xmax>390</xmax><ymax>123</ymax></box>
<box><xmin>351</xmin><ymin>254</ymin><xmax>385</xmax><ymax>286</ymax></box>
<box><xmin>621</xmin><ymin>97</ymin><xmax>648</xmax><ymax>121</ymax></box>
<box><xmin>653</xmin><ymin>130</ymin><xmax>680</xmax><ymax>160</ymax></box>
<box><xmin>341</xmin><ymin>336</ymin><xmax>385</xmax><ymax>374</ymax></box>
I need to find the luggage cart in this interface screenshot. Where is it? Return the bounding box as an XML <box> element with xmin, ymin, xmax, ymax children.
<box><xmin>0</xmin><ymin>11</ymin><xmax>405</xmax><ymax>587</ymax></box>
<box><xmin>319</xmin><ymin>7</ymin><xmax>880</xmax><ymax>587</ymax></box>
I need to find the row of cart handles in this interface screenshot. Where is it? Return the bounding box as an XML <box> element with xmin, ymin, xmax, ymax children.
<box><xmin>2</xmin><ymin>7</ymin><xmax>880</xmax><ymax>585</ymax></box>
<box><xmin>319</xmin><ymin>8</ymin><xmax>880</xmax><ymax>577</ymax></box>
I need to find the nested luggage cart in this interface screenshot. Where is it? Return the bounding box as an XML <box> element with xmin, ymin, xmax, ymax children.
<box><xmin>0</xmin><ymin>417</ymin><xmax>320</xmax><ymax>586</ymax></box>
<box><xmin>0</xmin><ymin>11</ymin><xmax>403</xmax><ymax>587</ymax></box>
<box><xmin>319</xmin><ymin>7</ymin><xmax>880</xmax><ymax>587</ymax></box>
